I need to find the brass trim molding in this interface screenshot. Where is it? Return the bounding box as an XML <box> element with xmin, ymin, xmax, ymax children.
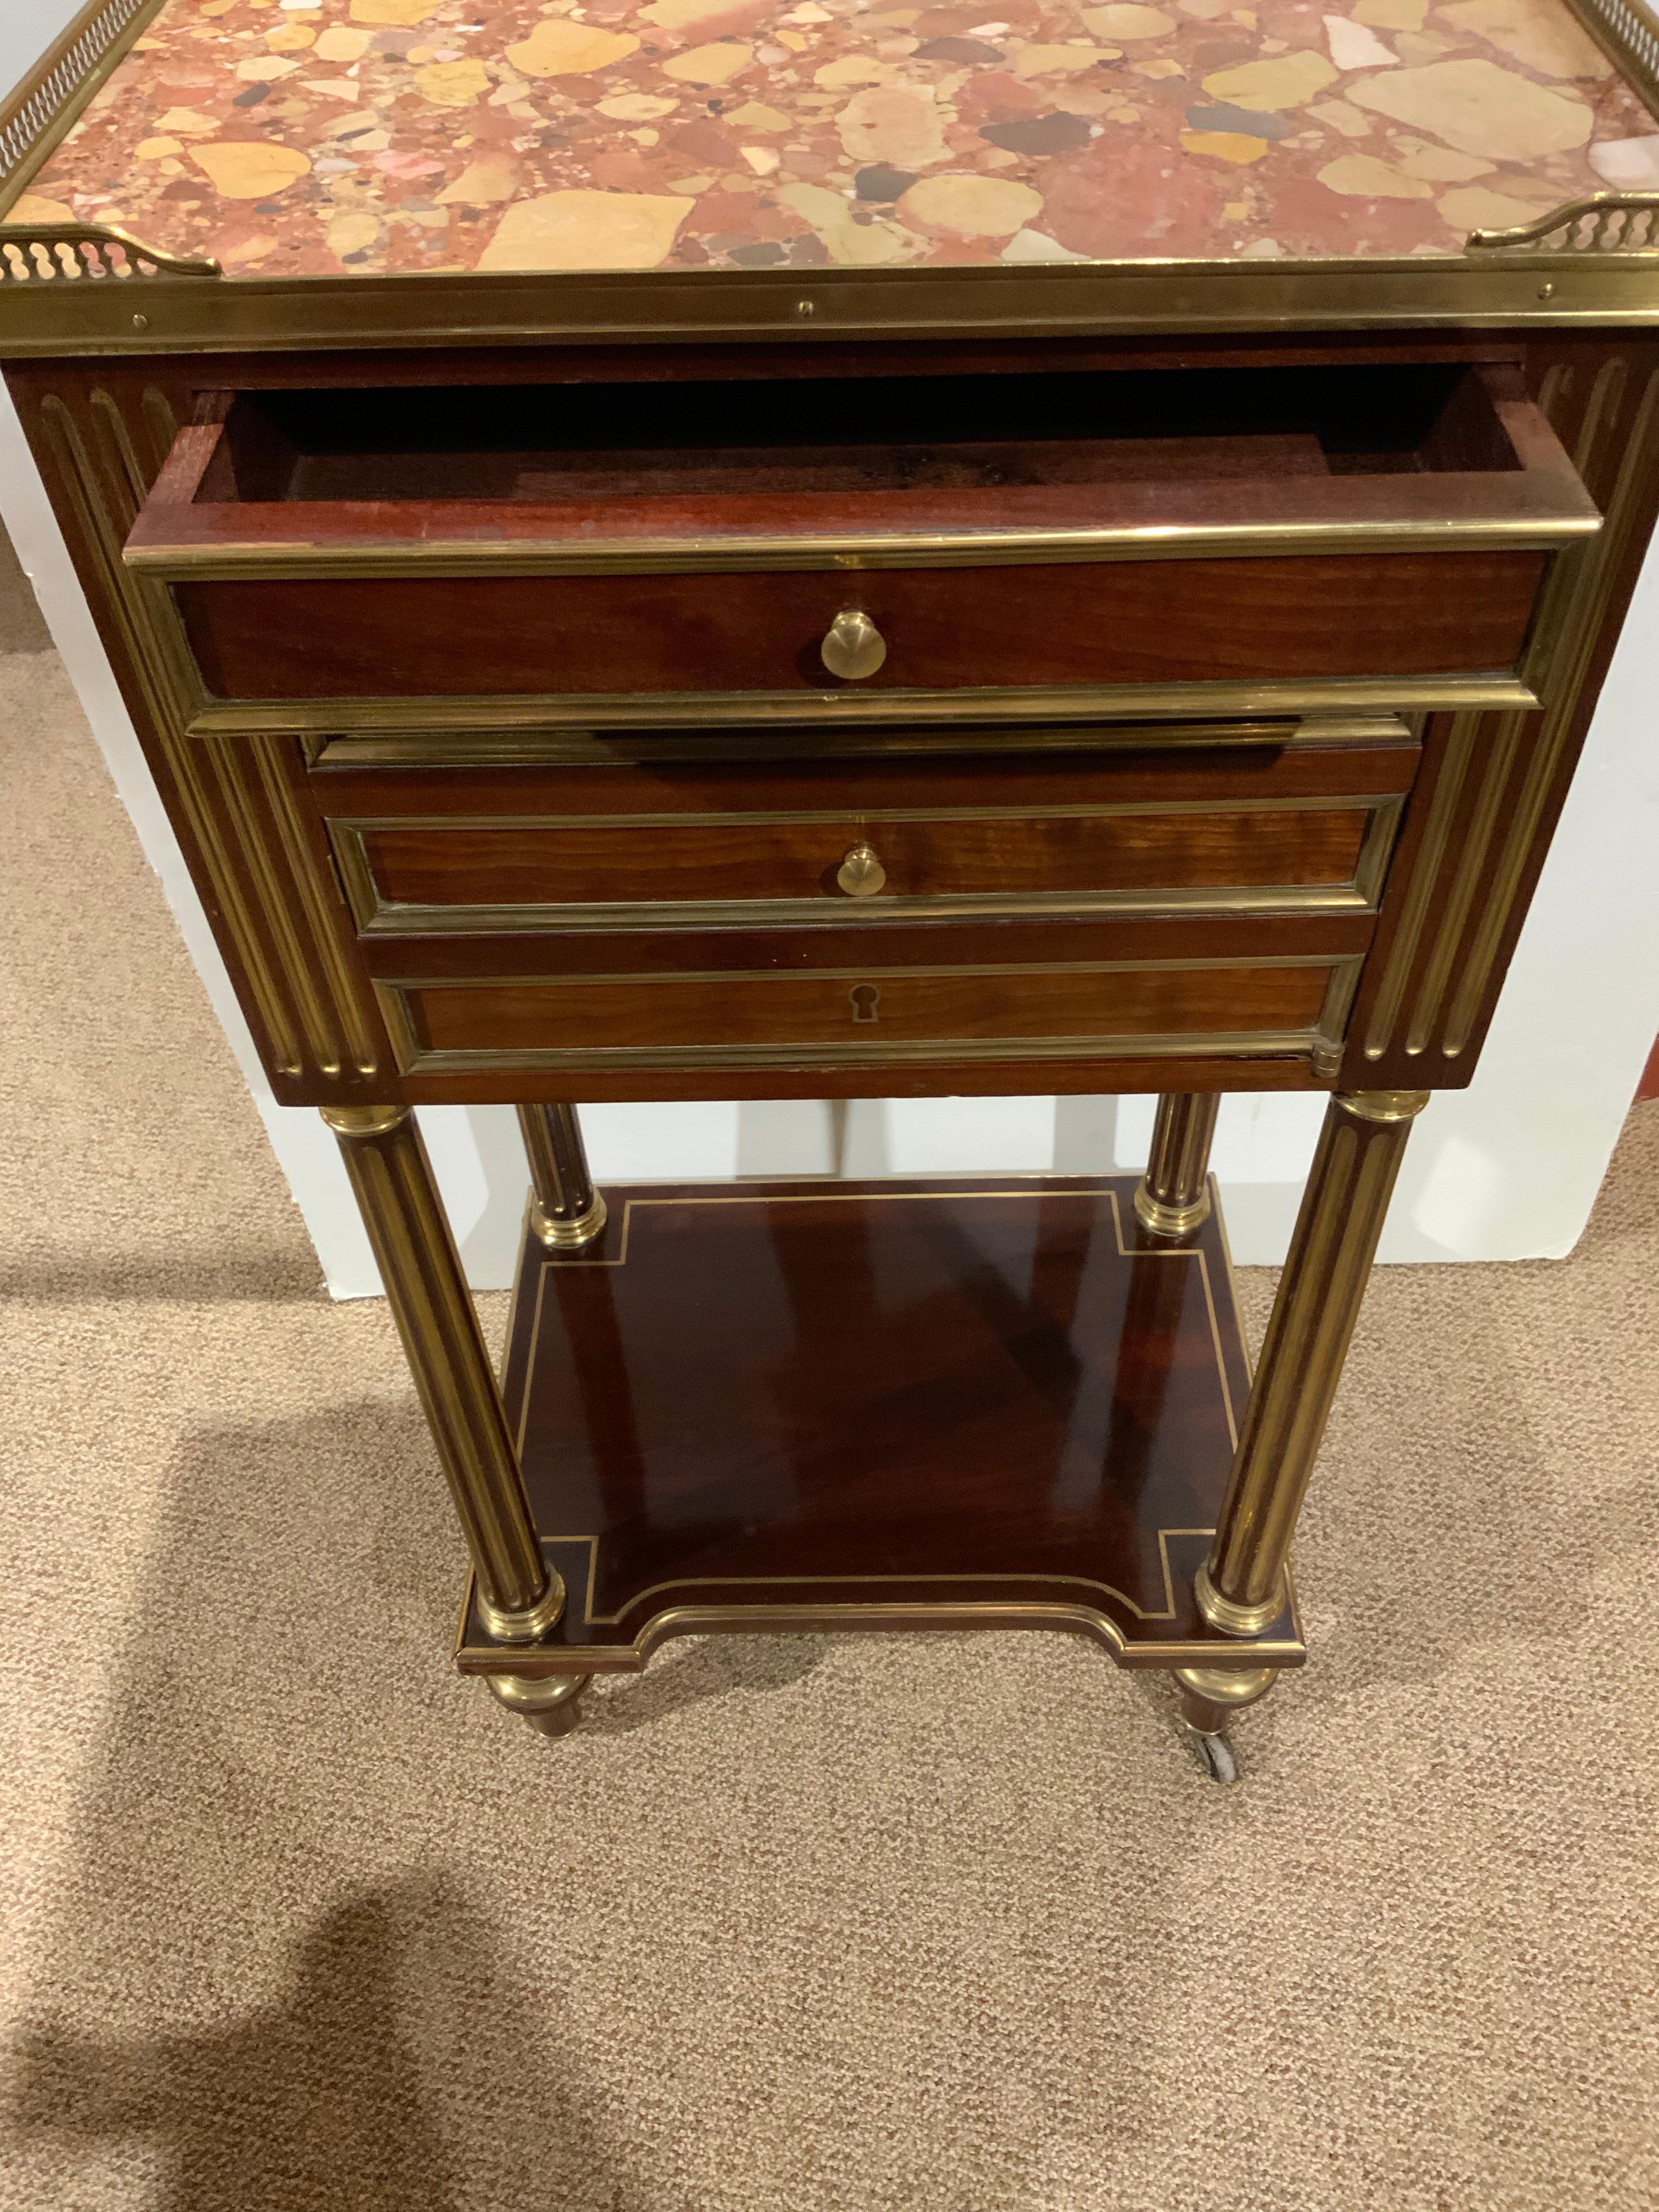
<box><xmin>196</xmin><ymin>676</ymin><xmax>1534</xmax><ymax>744</ymax></box>
<box><xmin>373</xmin><ymin>952</ymin><xmax>1358</xmax><ymax>1077</ymax></box>
<box><xmin>307</xmin><ymin>712</ymin><xmax>1412</xmax><ymax>772</ymax></box>
<box><xmin>30</xmin><ymin>382</ymin><xmax>388</xmax><ymax>1087</ymax></box>
<box><xmin>130</xmin><ymin>507</ymin><xmax>1595</xmax><ymax>583</ymax></box>
<box><xmin>5</xmin><ymin>253</ymin><xmax>1659</xmax><ymax>356</ymax></box>
<box><xmin>460</xmin><ymin>1594</ymin><xmax>1310</xmax><ymax>1676</ymax></box>
<box><xmin>1</xmin><ymin>0</ymin><xmax>1657</xmax><ymax>359</ymax></box>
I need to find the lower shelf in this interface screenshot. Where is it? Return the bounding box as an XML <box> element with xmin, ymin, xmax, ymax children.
<box><xmin>456</xmin><ymin>1175</ymin><xmax>1302</xmax><ymax>1677</ymax></box>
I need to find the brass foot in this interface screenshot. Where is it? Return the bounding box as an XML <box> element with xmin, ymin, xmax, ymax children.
<box><xmin>487</xmin><ymin>1671</ymin><xmax>591</xmax><ymax>1739</ymax></box>
<box><xmin>1171</xmin><ymin>1664</ymin><xmax>1275</xmax><ymax>1781</ymax></box>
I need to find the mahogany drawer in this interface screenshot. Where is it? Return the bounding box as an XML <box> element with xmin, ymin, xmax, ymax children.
<box><xmin>314</xmin><ymin>730</ymin><xmax>1417</xmax><ymax>939</ymax></box>
<box><xmin>375</xmin><ymin>955</ymin><xmax>1354</xmax><ymax>1077</ymax></box>
<box><xmin>127</xmin><ymin>361</ymin><xmax>1597</xmax><ymax>713</ymax></box>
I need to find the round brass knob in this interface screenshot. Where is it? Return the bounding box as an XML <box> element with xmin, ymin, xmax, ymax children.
<box><xmin>836</xmin><ymin>843</ymin><xmax>887</xmax><ymax>899</ymax></box>
<box><xmin>821</xmin><ymin>609</ymin><xmax>887</xmax><ymax>681</ymax></box>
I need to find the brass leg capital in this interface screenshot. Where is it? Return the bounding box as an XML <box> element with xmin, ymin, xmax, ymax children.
<box><xmin>487</xmin><ymin>1669</ymin><xmax>591</xmax><ymax>1737</ymax></box>
<box><xmin>1334</xmin><ymin>1088</ymin><xmax>1431</xmax><ymax>1125</ymax></box>
<box><xmin>320</xmin><ymin>1102</ymin><xmax>411</xmax><ymax>1138</ymax></box>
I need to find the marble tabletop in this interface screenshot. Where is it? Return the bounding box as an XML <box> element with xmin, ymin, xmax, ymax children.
<box><xmin>7</xmin><ymin>0</ymin><xmax>1657</xmax><ymax>275</ymax></box>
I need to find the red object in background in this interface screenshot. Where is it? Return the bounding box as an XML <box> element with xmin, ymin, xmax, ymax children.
<box><xmin>1640</xmin><ymin>1039</ymin><xmax>1659</xmax><ymax>1103</ymax></box>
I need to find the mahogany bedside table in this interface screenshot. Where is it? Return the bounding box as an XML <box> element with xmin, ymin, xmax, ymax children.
<box><xmin>5</xmin><ymin>0</ymin><xmax>1657</xmax><ymax>1778</ymax></box>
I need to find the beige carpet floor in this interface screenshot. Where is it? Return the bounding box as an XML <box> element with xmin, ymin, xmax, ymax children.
<box><xmin>2</xmin><ymin>579</ymin><xmax>1657</xmax><ymax>2211</ymax></box>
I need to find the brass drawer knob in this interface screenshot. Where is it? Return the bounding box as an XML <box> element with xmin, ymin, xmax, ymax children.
<box><xmin>821</xmin><ymin>609</ymin><xmax>887</xmax><ymax>681</ymax></box>
<box><xmin>837</xmin><ymin>843</ymin><xmax>887</xmax><ymax>899</ymax></box>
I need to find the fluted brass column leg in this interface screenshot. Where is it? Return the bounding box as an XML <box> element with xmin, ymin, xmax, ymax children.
<box><xmin>1134</xmin><ymin>1092</ymin><xmax>1220</xmax><ymax>1239</ymax></box>
<box><xmin>517</xmin><ymin>1103</ymin><xmax>607</xmax><ymax>1249</ymax></box>
<box><xmin>321</xmin><ymin>1104</ymin><xmax>564</xmax><ymax>1644</ymax></box>
<box><xmin>1196</xmin><ymin>1087</ymin><xmax>1430</xmax><ymax>1637</ymax></box>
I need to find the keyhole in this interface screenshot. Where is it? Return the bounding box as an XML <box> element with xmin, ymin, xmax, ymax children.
<box><xmin>849</xmin><ymin>984</ymin><xmax>881</xmax><ymax>1024</ymax></box>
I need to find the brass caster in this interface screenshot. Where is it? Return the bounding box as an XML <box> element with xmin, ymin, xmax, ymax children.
<box><xmin>1176</xmin><ymin>1717</ymin><xmax>1239</xmax><ymax>1785</ymax></box>
<box><xmin>487</xmin><ymin>1672</ymin><xmax>591</xmax><ymax>1739</ymax></box>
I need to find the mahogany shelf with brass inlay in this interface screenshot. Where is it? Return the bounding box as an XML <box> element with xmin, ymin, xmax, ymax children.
<box><xmin>454</xmin><ymin>1175</ymin><xmax>1302</xmax><ymax>1679</ymax></box>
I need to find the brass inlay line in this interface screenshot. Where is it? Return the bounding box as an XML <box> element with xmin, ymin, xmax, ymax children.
<box><xmin>37</xmin><ymin>393</ymin><xmax>303</xmax><ymax>1075</ymax></box>
<box><xmin>249</xmin><ymin>739</ymin><xmax>381</xmax><ymax>1077</ymax></box>
<box><xmin>140</xmin><ymin>385</ymin><xmax>179</xmax><ymax>478</ymax></box>
<box><xmin>1443</xmin><ymin>364</ymin><xmax>1659</xmax><ymax>1056</ymax></box>
<box><xmin>379</xmin><ymin>1021</ymin><xmax>1330</xmax><ymax>1077</ymax></box>
<box><xmin>1362</xmin><ymin>714</ymin><xmax>1480</xmax><ymax>1059</ymax></box>
<box><xmin>1403</xmin><ymin>710</ymin><xmax>1526</xmax><ymax>1056</ymax></box>
<box><xmin>502</xmin><ymin>1182</ymin><xmax>1249</xmax><ymax>1643</ymax></box>
<box><xmin>1313</xmin><ymin>956</ymin><xmax>1365</xmax><ymax>1079</ymax></box>
<box><xmin>213</xmin><ymin>740</ymin><xmax>347</xmax><ymax>1076</ymax></box>
<box><xmin>1381</xmin><ymin>353</ymin><xmax>1650</xmax><ymax>1063</ymax></box>
<box><xmin>87</xmin><ymin>388</ymin><xmax>201</xmax><ymax>710</ymax></box>
<box><xmin>342</xmin><ymin>794</ymin><xmax>1403</xmax><ymax>831</ymax></box>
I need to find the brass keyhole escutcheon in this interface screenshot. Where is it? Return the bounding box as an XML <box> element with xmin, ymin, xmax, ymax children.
<box><xmin>837</xmin><ymin>843</ymin><xmax>887</xmax><ymax>899</ymax></box>
<box><xmin>849</xmin><ymin>984</ymin><xmax>881</xmax><ymax>1024</ymax></box>
<box><xmin>821</xmin><ymin>610</ymin><xmax>887</xmax><ymax>681</ymax></box>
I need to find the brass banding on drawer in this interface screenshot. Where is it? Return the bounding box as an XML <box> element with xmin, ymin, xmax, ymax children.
<box><xmin>128</xmin><ymin>363</ymin><xmax>1598</xmax><ymax>718</ymax></box>
<box><xmin>329</xmin><ymin>794</ymin><xmax>1406</xmax><ymax>937</ymax></box>
<box><xmin>375</xmin><ymin>956</ymin><xmax>1361</xmax><ymax>1076</ymax></box>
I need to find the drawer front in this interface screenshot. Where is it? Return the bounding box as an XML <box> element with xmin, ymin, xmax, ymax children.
<box><xmin>334</xmin><ymin>798</ymin><xmax>1400</xmax><ymax>935</ymax></box>
<box><xmin>377</xmin><ymin>957</ymin><xmax>1353</xmax><ymax>1075</ymax></box>
<box><xmin>317</xmin><ymin>730</ymin><xmax>1417</xmax><ymax>938</ymax></box>
<box><xmin>180</xmin><ymin>552</ymin><xmax>1543</xmax><ymax>704</ymax></box>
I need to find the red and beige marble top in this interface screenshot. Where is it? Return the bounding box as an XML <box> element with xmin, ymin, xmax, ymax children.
<box><xmin>9</xmin><ymin>0</ymin><xmax>1659</xmax><ymax>272</ymax></box>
